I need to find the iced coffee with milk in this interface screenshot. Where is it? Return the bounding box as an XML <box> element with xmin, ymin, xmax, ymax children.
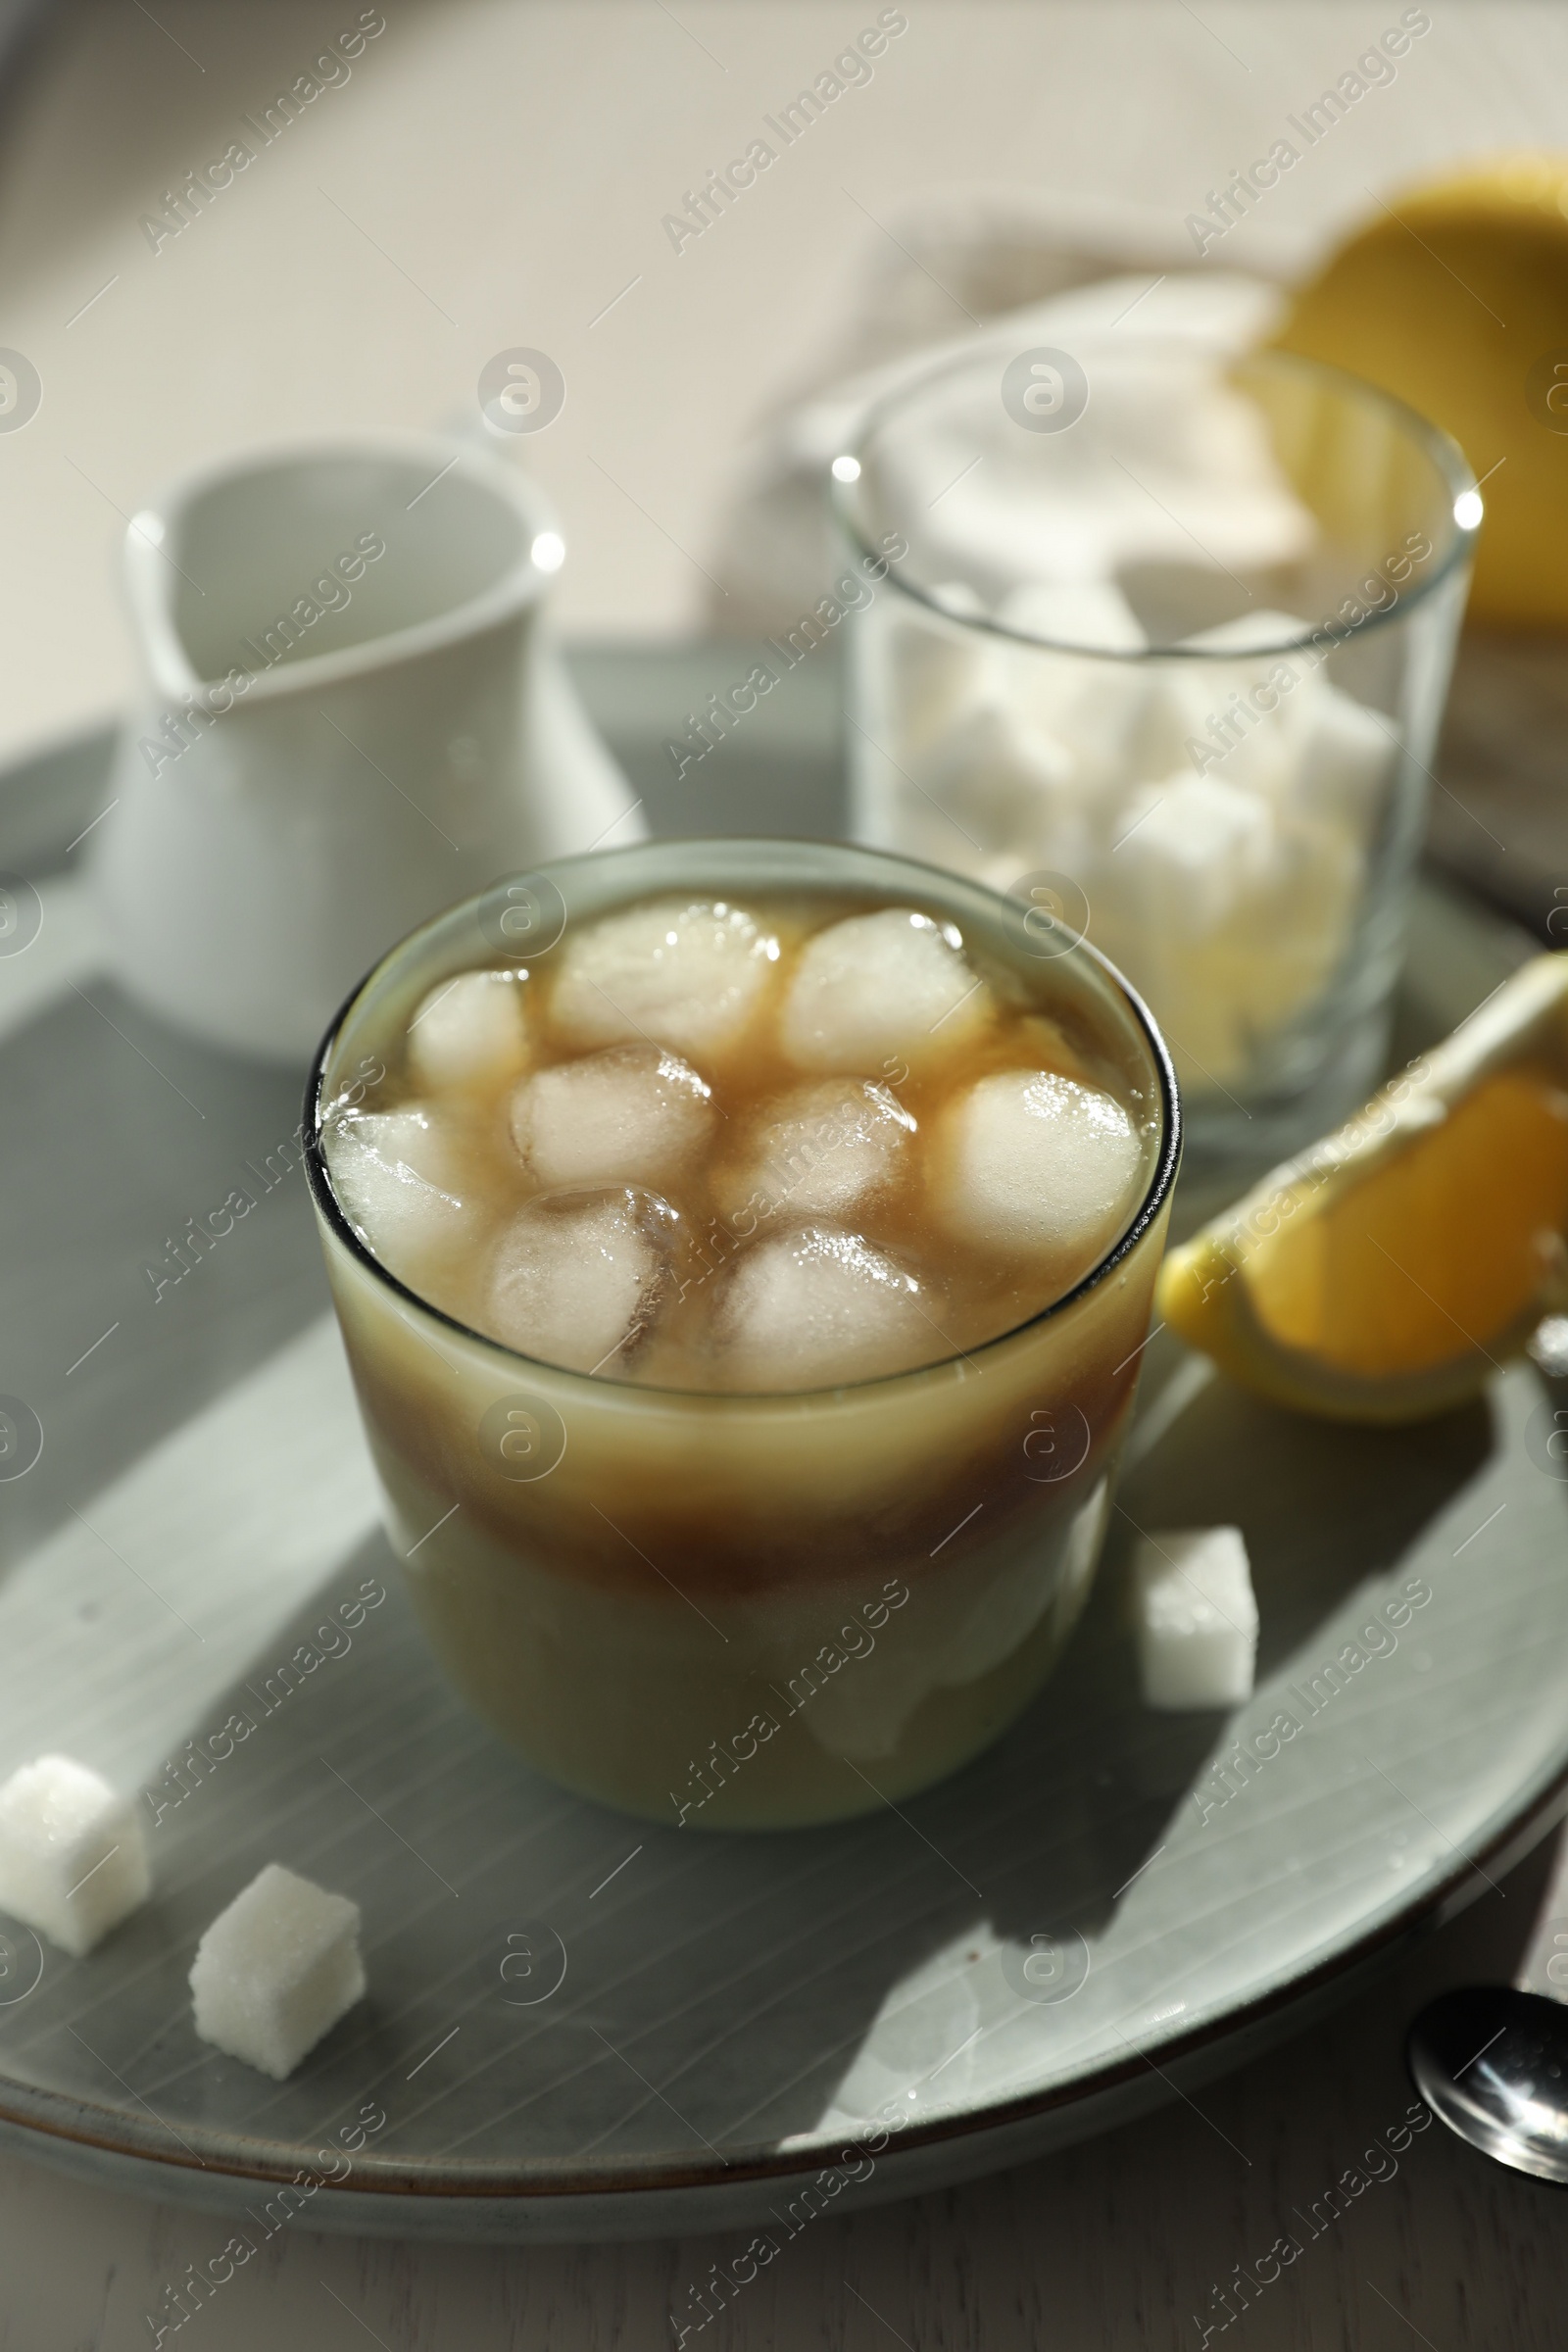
<box><xmin>306</xmin><ymin>841</ymin><xmax>1178</xmax><ymax>1827</ymax></box>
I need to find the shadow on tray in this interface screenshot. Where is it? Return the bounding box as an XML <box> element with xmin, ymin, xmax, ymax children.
<box><xmin>0</xmin><ymin>1348</ymin><xmax>1498</xmax><ymax>2175</ymax></box>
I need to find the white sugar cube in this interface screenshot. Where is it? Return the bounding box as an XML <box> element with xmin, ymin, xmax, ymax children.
<box><xmin>913</xmin><ymin>696</ymin><xmax>1080</xmax><ymax>858</ymax></box>
<box><xmin>485</xmin><ymin>1186</ymin><xmax>677</xmax><ymax>1375</ymax></box>
<box><xmin>0</xmin><ymin>1755</ymin><xmax>150</xmax><ymax>1956</ymax></box>
<box><xmin>511</xmin><ymin>1046</ymin><xmax>712</xmax><ymax>1193</ymax></box>
<box><xmin>1126</xmin><ymin>613</ymin><xmax>1319</xmax><ymax>799</ymax></box>
<box><xmin>1001</xmin><ymin>577</ymin><xmax>1148</xmax><ymax>655</ymax></box>
<box><xmin>885</xmin><ymin>597</ymin><xmax>997</xmax><ymax>753</ymax></box>
<box><xmin>1112</xmin><ymin>772</ymin><xmax>1277</xmax><ymax>938</ymax></box>
<box><xmin>996</xmin><ymin>618</ymin><xmax>1151</xmax><ymax>787</ymax></box>
<box><xmin>550</xmin><ymin>899</ymin><xmax>777</xmax><ymax>1056</ymax></box>
<box><xmin>780</xmin><ymin>908</ymin><xmax>989</xmax><ymax>1074</ymax></box>
<box><xmin>190</xmin><ymin>1862</ymin><xmax>365</xmax><ymax>2081</ymax></box>
<box><xmin>714</xmin><ymin>1224</ymin><xmax>934</xmax><ymax>1391</ymax></box>
<box><xmin>1294</xmin><ymin>683</ymin><xmax>1396</xmax><ymax>829</ymax></box>
<box><xmin>1134</xmin><ymin>1527</ymin><xmax>1258</xmax><ymax>1709</ymax></box>
<box><xmin>929</xmin><ymin>1069</ymin><xmax>1144</xmax><ymax>1261</ymax></box>
<box><xmin>715</xmin><ymin>1079</ymin><xmax>914</xmax><ymax>1222</ymax></box>
<box><xmin>408</xmin><ymin>969</ymin><xmax>530</xmax><ymax>1091</ymax></box>
<box><xmin>1091</xmin><ymin>765</ymin><xmax>1362</xmax><ymax>1089</ymax></box>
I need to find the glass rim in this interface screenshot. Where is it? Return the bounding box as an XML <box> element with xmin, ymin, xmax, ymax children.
<box><xmin>302</xmin><ymin>836</ymin><xmax>1183</xmax><ymax>1405</ymax></box>
<box><xmin>830</xmin><ymin>339</ymin><xmax>1481</xmax><ymax>664</ymax></box>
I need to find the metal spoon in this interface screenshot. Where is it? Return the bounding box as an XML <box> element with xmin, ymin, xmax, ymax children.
<box><xmin>1408</xmin><ymin>1985</ymin><xmax>1568</xmax><ymax>2183</ymax></box>
<box><xmin>1407</xmin><ymin>1828</ymin><xmax>1568</xmax><ymax>2184</ymax></box>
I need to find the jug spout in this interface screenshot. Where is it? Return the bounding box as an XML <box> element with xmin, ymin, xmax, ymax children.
<box><xmin>93</xmin><ymin>434</ymin><xmax>644</xmax><ymax>1062</ymax></box>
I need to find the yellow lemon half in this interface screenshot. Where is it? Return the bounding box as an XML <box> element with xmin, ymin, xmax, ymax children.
<box><xmin>1276</xmin><ymin>154</ymin><xmax>1568</xmax><ymax>628</ymax></box>
<box><xmin>1157</xmin><ymin>955</ymin><xmax>1568</xmax><ymax>1421</ymax></box>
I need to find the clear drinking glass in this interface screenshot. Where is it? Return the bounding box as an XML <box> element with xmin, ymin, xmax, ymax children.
<box><xmin>835</xmin><ymin>342</ymin><xmax>1479</xmax><ymax>1161</ymax></box>
<box><xmin>304</xmin><ymin>839</ymin><xmax>1179</xmax><ymax>1830</ymax></box>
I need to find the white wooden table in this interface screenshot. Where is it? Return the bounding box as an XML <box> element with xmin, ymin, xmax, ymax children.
<box><xmin>2</xmin><ymin>5</ymin><xmax>1566</xmax><ymax>2343</ymax></box>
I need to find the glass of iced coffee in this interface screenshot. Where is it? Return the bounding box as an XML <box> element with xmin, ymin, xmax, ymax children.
<box><xmin>304</xmin><ymin>840</ymin><xmax>1179</xmax><ymax>1828</ymax></box>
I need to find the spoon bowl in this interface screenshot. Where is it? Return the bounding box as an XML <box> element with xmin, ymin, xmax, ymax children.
<box><xmin>1407</xmin><ymin>1985</ymin><xmax>1568</xmax><ymax>2185</ymax></box>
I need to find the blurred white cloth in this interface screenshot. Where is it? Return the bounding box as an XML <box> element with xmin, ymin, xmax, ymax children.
<box><xmin>705</xmin><ymin>188</ymin><xmax>1295</xmax><ymax>635</ymax></box>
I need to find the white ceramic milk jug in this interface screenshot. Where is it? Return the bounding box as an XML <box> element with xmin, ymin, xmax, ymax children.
<box><xmin>92</xmin><ymin>433</ymin><xmax>644</xmax><ymax>1061</ymax></box>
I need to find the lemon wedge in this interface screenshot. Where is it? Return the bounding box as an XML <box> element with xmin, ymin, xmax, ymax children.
<box><xmin>1276</xmin><ymin>154</ymin><xmax>1568</xmax><ymax>629</ymax></box>
<box><xmin>1157</xmin><ymin>955</ymin><xmax>1568</xmax><ymax>1421</ymax></box>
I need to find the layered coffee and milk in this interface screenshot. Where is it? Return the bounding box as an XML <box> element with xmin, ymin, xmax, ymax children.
<box><xmin>309</xmin><ymin>849</ymin><xmax>1177</xmax><ymax>1827</ymax></box>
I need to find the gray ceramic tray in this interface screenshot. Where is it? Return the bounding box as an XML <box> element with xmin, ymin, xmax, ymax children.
<box><xmin>0</xmin><ymin>658</ymin><xmax>1563</xmax><ymax>2244</ymax></box>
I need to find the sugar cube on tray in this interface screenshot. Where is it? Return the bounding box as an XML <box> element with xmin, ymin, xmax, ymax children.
<box><xmin>190</xmin><ymin>1863</ymin><xmax>365</xmax><ymax>2081</ymax></box>
<box><xmin>1134</xmin><ymin>1527</ymin><xmax>1258</xmax><ymax>1709</ymax></box>
<box><xmin>0</xmin><ymin>1754</ymin><xmax>151</xmax><ymax>1956</ymax></box>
